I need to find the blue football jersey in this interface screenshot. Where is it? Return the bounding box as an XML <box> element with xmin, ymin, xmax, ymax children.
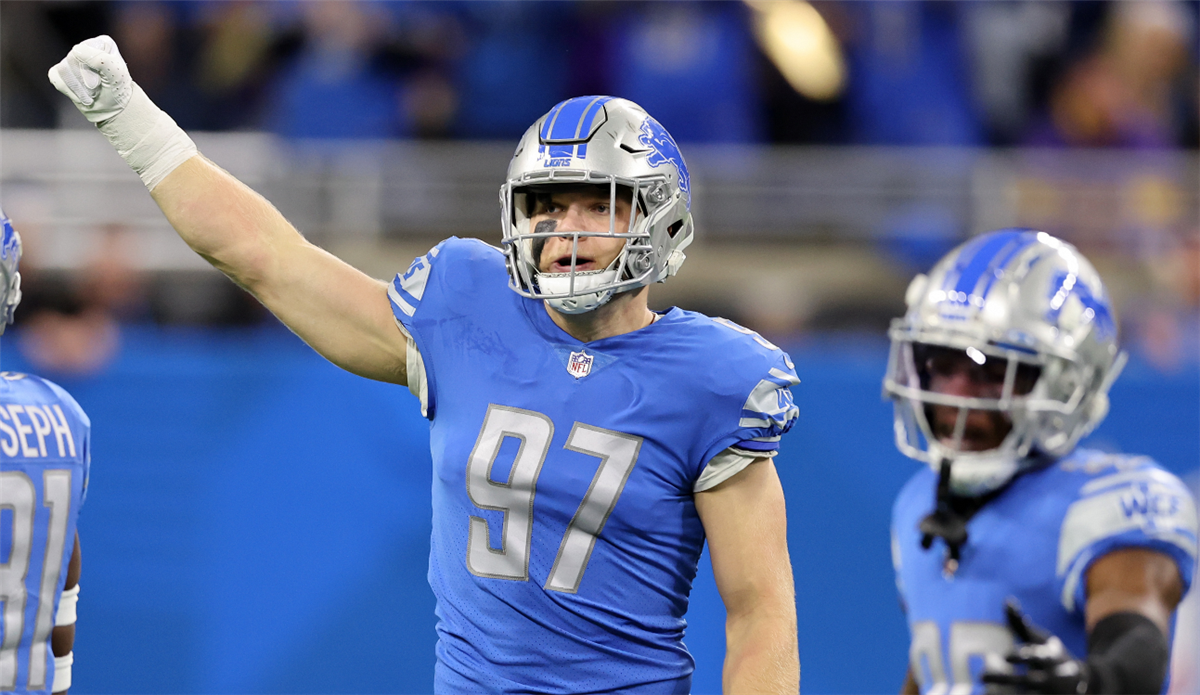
<box><xmin>0</xmin><ymin>372</ymin><xmax>90</xmax><ymax>695</ymax></box>
<box><xmin>388</xmin><ymin>238</ymin><xmax>799</xmax><ymax>694</ymax></box>
<box><xmin>892</xmin><ymin>449</ymin><xmax>1198</xmax><ymax>695</ymax></box>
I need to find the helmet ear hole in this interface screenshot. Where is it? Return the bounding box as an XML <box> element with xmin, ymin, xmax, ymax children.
<box><xmin>667</xmin><ymin>220</ymin><xmax>683</xmax><ymax>238</ymax></box>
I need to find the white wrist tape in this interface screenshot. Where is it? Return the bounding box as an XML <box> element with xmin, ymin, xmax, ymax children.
<box><xmin>55</xmin><ymin>584</ymin><xmax>78</xmax><ymax>626</ymax></box>
<box><xmin>52</xmin><ymin>651</ymin><xmax>73</xmax><ymax>692</ymax></box>
<box><xmin>97</xmin><ymin>83</ymin><xmax>197</xmax><ymax>191</ymax></box>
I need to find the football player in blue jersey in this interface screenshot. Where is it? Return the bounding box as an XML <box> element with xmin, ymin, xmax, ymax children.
<box><xmin>49</xmin><ymin>37</ymin><xmax>800</xmax><ymax>693</ymax></box>
<box><xmin>883</xmin><ymin>229</ymin><xmax>1197</xmax><ymax>695</ymax></box>
<box><xmin>0</xmin><ymin>208</ymin><xmax>92</xmax><ymax>695</ymax></box>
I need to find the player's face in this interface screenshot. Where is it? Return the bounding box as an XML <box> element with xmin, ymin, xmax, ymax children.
<box><xmin>922</xmin><ymin>346</ymin><xmax>1039</xmax><ymax>452</ymax></box>
<box><xmin>530</xmin><ymin>187</ymin><xmax>633</xmax><ymax>274</ymax></box>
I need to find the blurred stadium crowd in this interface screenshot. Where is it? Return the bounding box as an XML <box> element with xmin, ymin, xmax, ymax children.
<box><xmin>1</xmin><ymin>0</ymin><xmax>1198</xmax><ymax>377</ymax></box>
<box><xmin>5</xmin><ymin>0</ymin><xmax>1197</xmax><ymax>145</ymax></box>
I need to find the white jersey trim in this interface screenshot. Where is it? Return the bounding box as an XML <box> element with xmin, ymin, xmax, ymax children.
<box><xmin>737</xmin><ymin>368</ymin><xmax>801</xmax><ymax>429</ymax></box>
<box><xmin>694</xmin><ymin>447</ymin><xmax>774</xmax><ymax>493</ymax></box>
<box><xmin>1057</xmin><ymin>469</ymin><xmax>1198</xmax><ymax>612</ymax></box>
<box><xmin>389</xmin><ymin>283</ymin><xmax>416</xmax><ymax>317</ymax></box>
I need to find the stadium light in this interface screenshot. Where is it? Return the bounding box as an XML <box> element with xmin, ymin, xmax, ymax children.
<box><xmin>746</xmin><ymin>0</ymin><xmax>846</xmax><ymax>102</ymax></box>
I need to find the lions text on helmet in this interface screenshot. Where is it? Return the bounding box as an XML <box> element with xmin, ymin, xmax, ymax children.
<box><xmin>501</xmin><ymin>96</ymin><xmax>694</xmax><ymax>315</ymax></box>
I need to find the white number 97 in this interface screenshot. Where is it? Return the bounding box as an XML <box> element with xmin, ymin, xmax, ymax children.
<box><xmin>465</xmin><ymin>405</ymin><xmax>641</xmax><ymax>594</ymax></box>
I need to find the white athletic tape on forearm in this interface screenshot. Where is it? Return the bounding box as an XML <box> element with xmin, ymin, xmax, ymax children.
<box><xmin>96</xmin><ymin>84</ymin><xmax>197</xmax><ymax>191</ymax></box>
<box><xmin>55</xmin><ymin>584</ymin><xmax>79</xmax><ymax>626</ymax></box>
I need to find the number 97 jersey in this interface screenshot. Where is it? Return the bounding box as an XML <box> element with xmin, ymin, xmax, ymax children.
<box><xmin>389</xmin><ymin>238</ymin><xmax>800</xmax><ymax>694</ymax></box>
<box><xmin>0</xmin><ymin>372</ymin><xmax>90</xmax><ymax>695</ymax></box>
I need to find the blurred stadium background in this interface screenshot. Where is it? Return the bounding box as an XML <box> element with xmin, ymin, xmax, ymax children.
<box><xmin>1</xmin><ymin>1</ymin><xmax>1197</xmax><ymax>693</ymax></box>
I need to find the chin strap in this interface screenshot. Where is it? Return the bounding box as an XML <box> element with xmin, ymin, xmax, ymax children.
<box><xmin>919</xmin><ymin>457</ymin><xmax>970</xmax><ymax>568</ymax></box>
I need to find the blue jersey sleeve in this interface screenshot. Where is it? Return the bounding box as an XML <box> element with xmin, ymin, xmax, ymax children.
<box><xmin>729</xmin><ymin>351</ymin><xmax>800</xmax><ymax>454</ymax></box>
<box><xmin>388</xmin><ymin>240</ymin><xmax>449</xmax><ymax>329</ymax></box>
<box><xmin>696</xmin><ymin>318</ymin><xmax>800</xmax><ymax>468</ymax></box>
<box><xmin>1056</xmin><ymin>461</ymin><xmax>1198</xmax><ymax>614</ymax></box>
<box><xmin>387</xmin><ymin>237</ymin><xmax>480</xmax><ymax>420</ymax></box>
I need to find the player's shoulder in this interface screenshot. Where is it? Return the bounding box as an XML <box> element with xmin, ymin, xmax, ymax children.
<box><xmin>665</xmin><ymin>312</ymin><xmax>798</xmax><ymax>405</ymax></box>
<box><xmin>1050</xmin><ymin>448</ymin><xmax>1191</xmax><ymax>500</ymax></box>
<box><xmin>416</xmin><ymin>236</ymin><xmax>504</xmax><ymax>274</ymax></box>
<box><xmin>1051</xmin><ymin>448</ymin><xmax>1196</xmax><ymax>541</ymax></box>
<box><xmin>1053</xmin><ymin>447</ymin><xmax>1197</xmax><ymax>611</ymax></box>
<box><xmin>0</xmin><ymin>372</ymin><xmax>89</xmax><ymax>427</ymax></box>
<box><xmin>400</xmin><ymin>235</ymin><xmax>505</xmax><ymax>284</ymax></box>
<box><xmin>390</xmin><ymin>237</ymin><xmax>507</xmax><ymax>321</ymax></box>
<box><xmin>664</xmin><ymin>311</ymin><xmax>797</xmax><ymax>376</ymax></box>
<box><xmin>653</xmin><ymin>311</ymin><xmax>800</xmax><ymax>448</ymax></box>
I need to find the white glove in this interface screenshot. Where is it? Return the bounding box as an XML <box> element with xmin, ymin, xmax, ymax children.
<box><xmin>49</xmin><ymin>35</ymin><xmax>197</xmax><ymax>191</ymax></box>
<box><xmin>47</xmin><ymin>35</ymin><xmax>132</xmax><ymax>123</ymax></box>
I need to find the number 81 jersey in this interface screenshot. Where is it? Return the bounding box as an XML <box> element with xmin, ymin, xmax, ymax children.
<box><xmin>0</xmin><ymin>372</ymin><xmax>90</xmax><ymax>695</ymax></box>
<box><xmin>389</xmin><ymin>238</ymin><xmax>799</xmax><ymax>694</ymax></box>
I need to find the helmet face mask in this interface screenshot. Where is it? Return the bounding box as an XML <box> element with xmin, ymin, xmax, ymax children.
<box><xmin>500</xmin><ymin>96</ymin><xmax>693</xmax><ymax>314</ymax></box>
<box><xmin>883</xmin><ymin>229</ymin><xmax>1127</xmax><ymax>495</ymax></box>
<box><xmin>0</xmin><ymin>208</ymin><xmax>22</xmax><ymax>335</ymax></box>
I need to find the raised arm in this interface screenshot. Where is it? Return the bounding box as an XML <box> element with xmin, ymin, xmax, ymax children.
<box><xmin>48</xmin><ymin>36</ymin><xmax>407</xmax><ymax>385</ymax></box>
<box><xmin>149</xmin><ymin>157</ymin><xmax>407</xmax><ymax>383</ymax></box>
<box><xmin>695</xmin><ymin>459</ymin><xmax>799</xmax><ymax>695</ymax></box>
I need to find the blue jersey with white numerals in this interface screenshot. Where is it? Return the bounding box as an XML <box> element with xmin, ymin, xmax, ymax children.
<box><xmin>892</xmin><ymin>449</ymin><xmax>1197</xmax><ymax>695</ymax></box>
<box><xmin>388</xmin><ymin>237</ymin><xmax>799</xmax><ymax>694</ymax></box>
<box><xmin>0</xmin><ymin>372</ymin><xmax>90</xmax><ymax>695</ymax></box>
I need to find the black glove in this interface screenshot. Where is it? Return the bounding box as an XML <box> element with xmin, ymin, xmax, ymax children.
<box><xmin>982</xmin><ymin>599</ymin><xmax>1090</xmax><ymax>695</ymax></box>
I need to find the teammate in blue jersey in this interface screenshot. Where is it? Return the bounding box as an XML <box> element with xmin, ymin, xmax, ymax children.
<box><xmin>0</xmin><ymin>208</ymin><xmax>91</xmax><ymax>695</ymax></box>
<box><xmin>883</xmin><ymin>229</ymin><xmax>1197</xmax><ymax>695</ymax></box>
<box><xmin>49</xmin><ymin>38</ymin><xmax>801</xmax><ymax>693</ymax></box>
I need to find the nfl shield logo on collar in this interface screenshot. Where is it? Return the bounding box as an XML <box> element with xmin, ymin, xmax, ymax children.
<box><xmin>567</xmin><ymin>350</ymin><xmax>594</xmax><ymax>379</ymax></box>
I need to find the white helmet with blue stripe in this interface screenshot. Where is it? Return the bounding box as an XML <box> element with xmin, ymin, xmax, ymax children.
<box><xmin>883</xmin><ymin>228</ymin><xmax>1127</xmax><ymax>495</ymax></box>
<box><xmin>500</xmin><ymin>96</ymin><xmax>694</xmax><ymax>314</ymax></box>
<box><xmin>0</xmin><ymin>207</ymin><xmax>22</xmax><ymax>335</ymax></box>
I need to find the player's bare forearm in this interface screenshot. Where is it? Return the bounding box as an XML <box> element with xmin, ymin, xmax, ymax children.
<box><xmin>1084</xmin><ymin>547</ymin><xmax>1183</xmax><ymax>632</ymax></box>
<box><xmin>150</xmin><ymin>156</ymin><xmax>408</xmax><ymax>384</ymax></box>
<box><xmin>723</xmin><ymin>602</ymin><xmax>799</xmax><ymax>694</ymax></box>
<box><xmin>696</xmin><ymin>460</ymin><xmax>799</xmax><ymax>695</ymax></box>
<box><xmin>150</xmin><ymin>156</ymin><xmax>288</xmax><ymax>286</ymax></box>
<box><xmin>900</xmin><ymin>666</ymin><xmax>919</xmax><ymax>695</ymax></box>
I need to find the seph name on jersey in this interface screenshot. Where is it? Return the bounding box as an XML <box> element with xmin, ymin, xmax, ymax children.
<box><xmin>0</xmin><ymin>404</ymin><xmax>77</xmax><ymax>459</ymax></box>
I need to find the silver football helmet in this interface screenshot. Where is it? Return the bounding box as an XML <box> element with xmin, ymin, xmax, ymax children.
<box><xmin>883</xmin><ymin>229</ymin><xmax>1127</xmax><ymax>495</ymax></box>
<box><xmin>0</xmin><ymin>207</ymin><xmax>22</xmax><ymax>335</ymax></box>
<box><xmin>500</xmin><ymin>96</ymin><xmax>694</xmax><ymax>314</ymax></box>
